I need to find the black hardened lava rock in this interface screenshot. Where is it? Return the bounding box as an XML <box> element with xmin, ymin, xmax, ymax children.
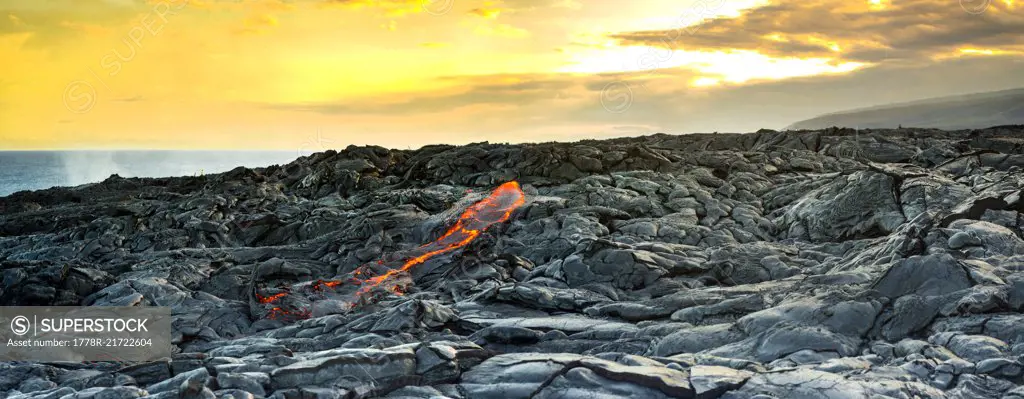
<box><xmin>3</xmin><ymin>127</ymin><xmax>1024</xmax><ymax>398</ymax></box>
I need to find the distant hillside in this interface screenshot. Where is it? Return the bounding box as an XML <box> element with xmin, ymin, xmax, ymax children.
<box><xmin>786</xmin><ymin>88</ymin><xmax>1024</xmax><ymax>130</ymax></box>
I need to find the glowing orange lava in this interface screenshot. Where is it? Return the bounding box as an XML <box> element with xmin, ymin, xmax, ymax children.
<box><xmin>356</xmin><ymin>181</ymin><xmax>527</xmax><ymax>295</ymax></box>
<box><xmin>312</xmin><ymin>279</ymin><xmax>344</xmax><ymax>291</ymax></box>
<box><xmin>266</xmin><ymin>306</ymin><xmax>311</xmax><ymax>320</ymax></box>
<box><xmin>254</xmin><ymin>181</ymin><xmax>527</xmax><ymax>319</ymax></box>
<box><xmin>256</xmin><ymin>291</ymin><xmax>288</xmax><ymax>304</ymax></box>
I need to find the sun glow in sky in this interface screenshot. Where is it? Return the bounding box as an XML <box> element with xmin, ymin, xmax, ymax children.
<box><xmin>1</xmin><ymin>0</ymin><xmax>1022</xmax><ymax>149</ymax></box>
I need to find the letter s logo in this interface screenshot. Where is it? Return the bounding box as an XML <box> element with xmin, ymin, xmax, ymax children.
<box><xmin>10</xmin><ymin>316</ymin><xmax>30</xmax><ymax>336</ymax></box>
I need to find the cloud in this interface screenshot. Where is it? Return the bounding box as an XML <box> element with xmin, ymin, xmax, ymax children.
<box><xmin>259</xmin><ymin>0</ymin><xmax>297</xmax><ymax>12</ymax></box>
<box><xmin>322</xmin><ymin>0</ymin><xmax>439</xmax><ymax>17</ymax></box>
<box><xmin>551</xmin><ymin>0</ymin><xmax>582</xmax><ymax>9</ymax></box>
<box><xmin>236</xmin><ymin>13</ymin><xmax>279</xmax><ymax>35</ymax></box>
<box><xmin>473</xmin><ymin>23</ymin><xmax>528</xmax><ymax>38</ymax></box>
<box><xmin>6</xmin><ymin>0</ymin><xmax>1024</xmax><ymax>150</ymax></box>
<box><xmin>263</xmin><ymin>73</ymin><xmax>583</xmax><ymax>115</ymax></box>
<box><xmin>255</xmin><ymin>49</ymin><xmax>1024</xmax><ymax>142</ymax></box>
<box><xmin>0</xmin><ymin>0</ymin><xmax>235</xmax><ymax>45</ymax></box>
<box><xmin>139</xmin><ymin>0</ymin><xmax>292</xmax><ymax>11</ymax></box>
<box><xmin>461</xmin><ymin>0</ymin><xmax>527</xmax><ymax>38</ymax></box>
<box><xmin>59</xmin><ymin>20</ymin><xmax>113</xmax><ymax>35</ymax></box>
<box><xmin>497</xmin><ymin>0</ymin><xmax>581</xmax><ymax>12</ymax></box>
<box><xmin>0</xmin><ymin>0</ymin><xmax>147</xmax><ymax>46</ymax></box>
<box><xmin>610</xmin><ymin>0</ymin><xmax>1024</xmax><ymax>64</ymax></box>
<box><xmin>468</xmin><ymin>7</ymin><xmax>502</xmax><ymax>19</ymax></box>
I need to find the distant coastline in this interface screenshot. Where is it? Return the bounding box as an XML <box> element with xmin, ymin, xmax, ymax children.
<box><xmin>0</xmin><ymin>150</ymin><xmax>304</xmax><ymax>197</ymax></box>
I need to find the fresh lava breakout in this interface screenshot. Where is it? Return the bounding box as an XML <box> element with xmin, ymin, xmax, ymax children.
<box><xmin>358</xmin><ymin>180</ymin><xmax>527</xmax><ymax>295</ymax></box>
<box><xmin>255</xmin><ymin>181</ymin><xmax>527</xmax><ymax>319</ymax></box>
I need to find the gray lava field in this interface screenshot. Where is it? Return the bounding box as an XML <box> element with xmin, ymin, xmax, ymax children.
<box><xmin>3</xmin><ymin>127</ymin><xmax>1024</xmax><ymax>398</ymax></box>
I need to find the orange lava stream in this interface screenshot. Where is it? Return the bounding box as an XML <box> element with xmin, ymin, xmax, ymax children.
<box><xmin>357</xmin><ymin>231</ymin><xmax>479</xmax><ymax>295</ymax></box>
<box><xmin>357</xmin><ymin>180</ymin><xmax>526</xmax><ymax>294</ymax></box>
<box><xmin>255</xmin><ymin>181</ymin><xmax>526</xmax><ymax>317</ymax></box>
<box><xmin>256</xmin><ymin>291</ymin><xmax>288</xmax><ymax>304</ymax></box>
<box><xmin>266</xmin><ymin>306</ymin><xmax>311</xmax><ymax>320</ymax></box>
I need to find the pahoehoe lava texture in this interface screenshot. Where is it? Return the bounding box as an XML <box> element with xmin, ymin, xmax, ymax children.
<box><xmin>3</xmin><ymin>126</ymin><xmax>1024</xmax><ymax>398</ymax></box>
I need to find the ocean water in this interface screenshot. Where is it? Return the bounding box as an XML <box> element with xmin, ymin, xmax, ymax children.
<box><xmin>0</xmin><ymin>150</ymin><xmax>307</xmax><ymax>197</ymax></box>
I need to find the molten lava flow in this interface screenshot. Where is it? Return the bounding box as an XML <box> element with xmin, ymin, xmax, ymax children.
<box><xmin>312</xmin><ymin>279</ymin><xmax>345</xmax><ymax>291</ymax></box>
<box><xmin>253</xmin><ymin>181</ymin><xmax>526</xmax><ymax>318</ymax></box>
<box><xmin>256</xmin><ymin>291</ymin><xmax>288</xmax><ymax>304</ymax></box>
<box><xmin>266</xmin><ymin>306</ymin><xmax>311</xmax><ymax>320</ymax></box>
<box><xmin>356</xmin><ymin>180</ymin><xmax>527</xmax><ymax>295</ymax></box>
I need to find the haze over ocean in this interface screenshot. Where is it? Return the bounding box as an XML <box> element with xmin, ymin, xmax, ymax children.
<box><xmin>0</xmin><ymin>150</ymin><xmax>305</xmax><ymax>197</ymax></box>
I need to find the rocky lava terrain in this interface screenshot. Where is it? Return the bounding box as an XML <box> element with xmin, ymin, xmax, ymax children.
<box><xmin>3</xmin><ymin>127</ymin><xmax>1024</xmax><ymax>399</ymax></box>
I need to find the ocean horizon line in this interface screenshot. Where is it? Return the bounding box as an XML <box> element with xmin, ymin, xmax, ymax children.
<box><xmin>0</xmin><ymin>149</ymin><xmax>311</xmax><ymax>152</ymax></box>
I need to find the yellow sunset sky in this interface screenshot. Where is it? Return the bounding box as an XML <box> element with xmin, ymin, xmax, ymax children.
<box><xmin>1</xmin><ymin>0</ymin><xmax>1022</xmax><ymax>150</ymax></box>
